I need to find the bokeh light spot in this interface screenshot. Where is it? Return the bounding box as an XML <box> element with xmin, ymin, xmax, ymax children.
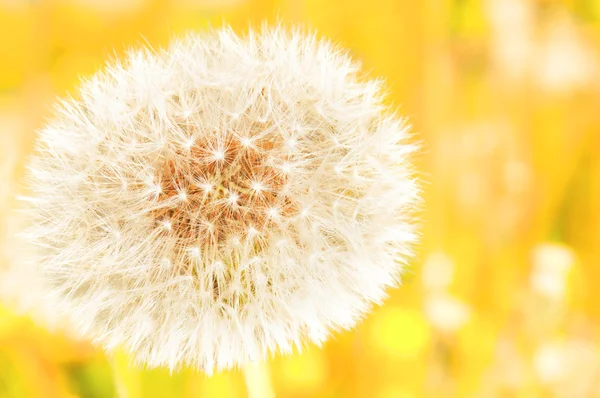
<box><xmin>370</xmin><ymin>307</ymin><xmax>430</xmax><ymax>359</ymax></box>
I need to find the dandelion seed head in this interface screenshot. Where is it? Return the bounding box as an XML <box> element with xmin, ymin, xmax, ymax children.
<box><xmin>22</xmin><ymin>25</ymin><xmax>419</xmax><ymax>373</ymax></box>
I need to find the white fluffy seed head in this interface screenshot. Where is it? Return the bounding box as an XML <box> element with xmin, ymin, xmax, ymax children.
<box><xmin>21</xmin><ymin>25</ymin><xmax>419</xmax><ymax>373</ymax></box>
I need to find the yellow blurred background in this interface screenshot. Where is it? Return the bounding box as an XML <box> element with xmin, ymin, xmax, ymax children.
<box><xmin>1</xmin><ymin>0</ymin><xmax>600</xmax><ymax>397</ymax></box>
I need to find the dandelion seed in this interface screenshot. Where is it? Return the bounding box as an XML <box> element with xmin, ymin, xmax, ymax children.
<box><xmin>212</xmin><ymin>150</ymin><xmax>226</xmax><ymax>162</ymax></box>
<box><xmin>228</xmin><ymin>192</ymin><xmax>239</xmax><ymax>205</ymax></box>
<box><xmin>200</xmin><ymin>182</ymin><xmax>213</xmax><ymax>192</ymax></box>
<box><xmin>251</xmin><ymin>181</ymin><xmax>265</xmax><ymax>193</ymax></box>
<box><xmin>177</xmin><ymin>190</ymin><xmax>188</xmax><ymax>201</ymax></box>
<box><xmin>267</xmin><ymin>207</ymin><xmax>279</xmax><ymax>219</ymax></box>
<box><xmin>188</xmin><ymin>247</ymin><xmax>201</xmax><ymax>258</ymax></box>
<box><xmin>161</xmin><ymin>220</ymin><xmax>172</xmax><ymax>231</ymax></box>
<box><xmin>241</xmin><ymin>137</ymin><xmax>253</xmax><ymax>147</ymax></box>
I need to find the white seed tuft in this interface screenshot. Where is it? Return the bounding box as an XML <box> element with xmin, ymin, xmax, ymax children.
<box><xmin>21</xmin><ymin>25</ymin><xmax>419</xmax><ymax>374</ymax></box>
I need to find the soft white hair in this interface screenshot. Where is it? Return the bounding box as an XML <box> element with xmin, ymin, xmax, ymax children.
<box><xmin>21</xmin><ymin>24</ymin><xmax>419</xmax><ymax>373</ymax></box>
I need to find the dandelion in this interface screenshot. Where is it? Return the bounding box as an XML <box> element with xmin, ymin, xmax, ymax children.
<box><xmin>20</xmin><ymin>24</ymin><xmax>419</xmax><ymax>374</ymax></box>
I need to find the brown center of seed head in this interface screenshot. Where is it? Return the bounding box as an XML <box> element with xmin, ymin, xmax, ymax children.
<box><xmin>152</xmin><ymin>124</ymin><xmax>298</xmax><ymax>256</ymax></box>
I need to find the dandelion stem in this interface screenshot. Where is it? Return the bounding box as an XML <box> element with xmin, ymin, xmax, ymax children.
<box><xmin>243</xmin><ymin>361</ymin><xmax>275</xmax><ymax>398</ymax></box>
<box><xmin>110</xmin><ymin>350</ymin><xmax>141</xmax><ymax>398</ymax></box>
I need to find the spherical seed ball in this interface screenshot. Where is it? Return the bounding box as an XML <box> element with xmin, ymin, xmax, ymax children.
<box><xmin>22</xmin><ymin>25</ymin><xmax>419</xmax><ymax>373</ymax></box>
